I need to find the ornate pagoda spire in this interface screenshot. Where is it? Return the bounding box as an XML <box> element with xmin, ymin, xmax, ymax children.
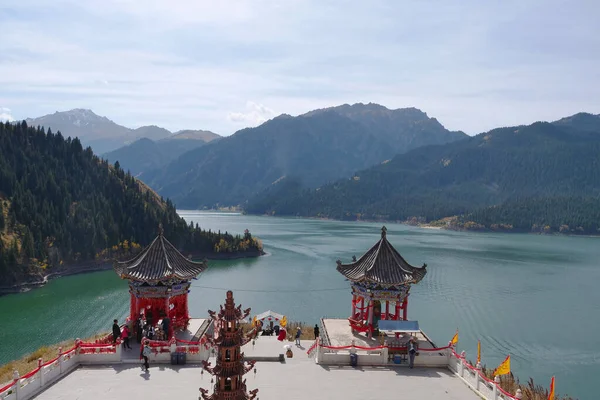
<box><xmin>200</xmin><ymin>291</ymin><xmax>258</xmax><ymax>400</ymax></box>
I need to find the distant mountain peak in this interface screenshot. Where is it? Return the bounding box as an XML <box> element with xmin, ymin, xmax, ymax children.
<box><xmin>552</xmin><ymin>112</ymin><xmax>600</xmax><ymax>133</ymax></box>
<box><xmin>170</xmin><ymin>129</ymin><xmax>220</xmax><ymax>142</ymax></box>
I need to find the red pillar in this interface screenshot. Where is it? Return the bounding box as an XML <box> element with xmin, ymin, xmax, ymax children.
<box><xmin>129</xmin><ymin>292</ymin><xmax>136</xmax><ymax>322</ymax></box>
<box><xmin>402</xmin><ymin>296</ymin><xmax>408</xmax><ymax>321</ymax></box>
<box><xmin>184</xmin><ymin>293</ymin><xmax>190</xmax><ymax>326</ymax></box>
<box><xmin>351</xmin><ymin>294</ymin><xmax>357</xmax><ymax>319</ymax></box>
<box><xmin>360</xmin><ymin>297</ymin><xmax>365</xmax><ymax>321</ymax></box>
<box><xmin>395</xmin><ymin>300</ymin><xmax>401</xmax><ymax>321</ymax></box>
<box><xmin>367</xmin><ymin>300</ymin><xmax>374</xmax><ymax>339</ymax></box>
<box><xmin>385</xmin><ymin>301</ymin><xmax>389</xmax><ymax>320</ymax></box>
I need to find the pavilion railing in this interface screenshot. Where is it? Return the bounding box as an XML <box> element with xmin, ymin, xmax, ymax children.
<box><xmin>0</xmin><ymin>336</ymin><xmax>213</xmax><ymax>400</ymax></box>
<box><xmin>307</xmin><ymin>341</ymin><xmax>523</xmax><ymax>400</ymax></box>
<box><xmin>319</xmin><ymin>317</ymin><xmax>331</xmax><ymax>347</ymax></box>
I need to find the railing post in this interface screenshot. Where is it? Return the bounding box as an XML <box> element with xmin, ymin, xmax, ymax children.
<box><xmin>382</xmin><ymin>346</ymin><xmax>388</xmax><ymax>365</ymax></box>
<box><xmin>515</xmin><ymin>388</ymin><xmax>523</xmax><ymax>399</ymax></box>
<box><xmin>58</xmin><ymin>347</ymin><xmax>63</xmax><ymax>374</ymax></box>
<box><xmin>115</xmin><ymin>341</ymin><xmax>122</xmax><ymax>361</ymax></box>
<box><xmin>13</xmin><ymin>370</ymin><xmax>20</xmax><ymax>400</ymax></box>
<box><xmin>459</xmin><ymin>351</ymin><xmax>465</xmax><ymax>377</ymax></box>
<box><xmin>316</xmin><ymin>338</ymin><xmax>321</xmax><ymax>364</ymax></box>
<box><xmin>75</xmin><ymin>338</ymin><xmax>81</xmax><ymax>355</ymax></box>
<box><xmin>493</xmin><ymin>375</ymin><xmax>500</xmax><ymax>400</ymax></box>
<box><xmin>38</xmin><ymin>358</ymin><xmax>45</xmax><ymax>388</ymax></box>
<box><xmin>475</xmin><ymin>362</ymin><xmax>481</xmax><ymax>390</ymax></box>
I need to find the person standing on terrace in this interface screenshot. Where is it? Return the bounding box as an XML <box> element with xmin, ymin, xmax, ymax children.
<box><xmin>121</xmin><ymin>325</ymin><xmax>132</xmax><ymax>350</ymax></box>
<box><xmin>112</xmin><ymin>319</ymin><xmax>121</xmax><ymax>345</ymax></box>
<box><xmin>295</xmin><ymin>327</ymin><xmax>302</xmax><ymax>345</ymax></box>
<box><xmin>408</xmin><ymin>336</ymin><xmax>418</xmax><ymax>369</ymax></box>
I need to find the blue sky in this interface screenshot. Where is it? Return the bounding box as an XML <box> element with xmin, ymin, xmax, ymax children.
<box><xmin>0</xmin><ymin>0</ymin><xmax>598</xmax><ymax>135</ymax></box>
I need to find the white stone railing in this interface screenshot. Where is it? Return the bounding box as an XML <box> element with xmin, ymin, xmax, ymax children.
<box><xmin>0</xmin><ymin>339</ymin><xmax>212</xmax><ymax>400</ymax></box>
<box><xmin>447</xmin><ymin>348</ymin><xmax>522</xmax><ymax>400</ymax></box>
<box><xmin>311</xmin><ymin>341</ymin><xmax>523</xmax><ymax>400</ymax></box>
<box><xmin>0</xmin><ymin>345</ymin><xmax>79</xmax><ymax>400</ymax></box>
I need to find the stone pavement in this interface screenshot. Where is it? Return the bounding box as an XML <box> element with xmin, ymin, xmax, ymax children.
<box><xmin>35</xmin><ymin>339</ymin><xmax>481</xmax><ymax>400</ymax></box>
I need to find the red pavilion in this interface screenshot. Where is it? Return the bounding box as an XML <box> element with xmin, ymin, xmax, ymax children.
<box><xmin>113</xmin><ymin>227</ymin><xmax>207</xmax><ymax>336</ymax></box>
<box><xmin>336</xmin><ymin>226</ymin><xmax>427</xmax><ymax>339</ymax></box>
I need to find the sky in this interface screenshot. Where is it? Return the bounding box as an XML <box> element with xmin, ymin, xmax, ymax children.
<box><xmin>0</xmin><ymin>0</ymin><xmax>599</xmax><ymax>136</ymax></box>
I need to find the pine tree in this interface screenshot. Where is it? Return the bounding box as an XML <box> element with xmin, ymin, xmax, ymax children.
<box><xmin>22</xmin><ymin>228</ymin><xmax>35</xmax><ymax>258</ymax></box>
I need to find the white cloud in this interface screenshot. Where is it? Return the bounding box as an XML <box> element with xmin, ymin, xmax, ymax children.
<box><xmin>228</xmin><ymin>102</ymin><xmax>276</xmax><ymax>126</ymax></box>
<box><xmin>0</xmin><ymin>107</ymin><xmax>15</xmax><ymax>122</ymax></box>
<box><xmin>0</xmin><ymin>0</ymin><xmax>598</xmax><ymax>135</ymax></box>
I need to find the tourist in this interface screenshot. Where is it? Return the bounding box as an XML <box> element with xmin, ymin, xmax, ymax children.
<box><xmin>295</xmin><ymin>327</ymin><xmax>302</xmax><ymax>345</ymax></box>
<box><xmin>136</xmin><ymin>315</ymin><xmax>143</xmax><ymax>343</ymax></box>
<box><xmin>273</xmin><ymin>325</ymin><xmax>280</xmax><ymax>336</ymax></box>
<box><xmin>408</xmin><ymin>336</ymin><xmax>418</xmax><ymax>369</ymax></box>
<box><xmin>314</xmin><ymin>324</ymin><xmax>319</xmax><ymax>339</ymax></box>
<box><xmin>162</xmin><ymin>316</ymin><xmax>170</xmax><ymax>339</ymax></box>
<box><xmin>277</xmin><ymin>327</ymin><xmax>287</xmax><ymax>342</ymax></box>
<box><xmin>141</xmin><ymin>340</ymin><xmax>151</xmax><ymax>371</ymax></box>
<box><xmin>121</xmin><ymin>325</ymin><xmax>132</xmax><ymax>350</ymax></box>
<box><xmin>146</xmin><ymin>309</ymin><xmax>153</xmax><ymax>326</ymax></box>
<box><xmin>112</xmin><ymin>319</ymin><xmax>121</xmax><ymax>345</ymax></box>
<box><xmin>147</xmin><ymin>325</ymin><xmax>155</xmax><ymax>340</ymax></box>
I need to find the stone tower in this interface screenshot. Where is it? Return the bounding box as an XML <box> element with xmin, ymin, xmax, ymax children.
<box><xmin>200</xmin><ymin>291</ymin><xmax>258</xmax><ymax>400</ymax></box>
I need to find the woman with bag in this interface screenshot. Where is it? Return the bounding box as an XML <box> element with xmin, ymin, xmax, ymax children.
<box><xmin>141</xmin><ymin>339</ymin><xmax>151</xmax><ymax>371</ymax></box>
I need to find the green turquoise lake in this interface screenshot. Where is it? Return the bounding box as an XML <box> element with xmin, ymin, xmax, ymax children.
<box><xmin>1</xmin><ymin>211</ymin><xmax>598</xmax><ymax>399</ymax></box>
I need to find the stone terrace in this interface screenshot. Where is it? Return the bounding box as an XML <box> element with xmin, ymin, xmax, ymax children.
<box><xmin>35</xmin><ymin>339</ymin><xmax>480</xmax><ymax>400</ymax></box>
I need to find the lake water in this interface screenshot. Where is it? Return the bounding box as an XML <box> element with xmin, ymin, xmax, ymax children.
<box><xmin>1</xmin><ymin>211</ymin><xmax>598</xmax><ymax>399</ymax></box>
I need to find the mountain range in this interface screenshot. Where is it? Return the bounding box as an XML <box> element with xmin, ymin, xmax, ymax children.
<box><xmin>19</xmin><ymin>104</ymin><xmax>600</xmax><ymax>233</ymax></box>
<box><xmin>143</xmin><ymin>103</ymin><xmax>467</xmax><ymax>208</ymax></box>
<box><xmin>245</xmin><ymin>112</ymin><xmax>600</xmax><ymax>233</ymax></box>
<box><xmin>25</xmin><ymin>109</ymin><xmax>220</xmax><ymax>154</ymax></box>
<box><xmin>103</xmin><ymin>130</ymin><xmax>220</xmax><ymax>177</ymax></box>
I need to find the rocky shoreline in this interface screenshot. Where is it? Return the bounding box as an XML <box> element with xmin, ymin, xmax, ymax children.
<box><xmin>0</xmin><ymin>249</ymin><xmax>265</xmax><ymax>296</ymax></box>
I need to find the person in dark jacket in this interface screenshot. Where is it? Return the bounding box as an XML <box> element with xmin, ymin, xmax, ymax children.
<box><xmin>295</xmin><ymin>327</ymin><xmax>302</xmax><ymax>345</ymax></box>
<box><xmin>161</xmin><ymin>316</ymin><xmax>170</xmax><ymax>339</ymax></box>
<box><xmin>112</xmin><ymin>319</ymin><xmax>121</xmax><ymax>345</ymax></box>
<box><xmin>408</xmin><ymin>336</ymin><xmax>418</xmax><ymax>369</ymax></box>
<box><xmin>314</xmin><ymin>324</ymin><xmax>320</xmax><ymax>339</ymax></box>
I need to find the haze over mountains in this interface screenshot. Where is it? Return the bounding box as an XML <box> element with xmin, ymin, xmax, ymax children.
<box><xmin>143</xmin><ymin>103</ymin><xmax>467</xmax><ymax>208</ymax></box>
<box><xmin>103</xmin><ymin>130</ymin><xmax>220</xmax><ymax>177</ymax></box>
<box><xmin>19</xmin><ymin>103</ymin><xmax>600</xmax><ymax>233</ymax></box>
<box><xmin>246</xmin><ymin>112</ymin><xmax>600</xmax><ymax>233</ymax></box>
<box><xmin>25</xmin><ymin>109</ymin><xmax>220</xmax><ymax>155</ymax></box>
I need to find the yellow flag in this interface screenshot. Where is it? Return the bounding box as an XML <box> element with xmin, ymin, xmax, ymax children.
<box><xmin>493</xmin><ymin>355</ymin><xmax>511</xmax><ymax>376</ymax></box>
<box><xmin>280</xmin><ymin>315</ymin><xmax>287</xmax><ymax>328</ymax></box>
<box><xmin>450</xmin><ymin>329</ymin><xmax>459</xmax><ymax>345</ymax></box>
<box><xmin>251</xmin><ymin>316</ymin><xmax>257</xmax><ymax>327</ymax></box>
<box><xmin>477</xmin><ymin>340</ymin><xmax>481</xmax><ymax>364</ymax></box>
<box><xmin>548</xmin><ymin>376</ymin><xmax>555</xmax><ymax>400</ymax></box>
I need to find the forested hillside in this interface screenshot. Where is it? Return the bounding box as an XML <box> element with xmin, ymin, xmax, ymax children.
<box><xmin>0</xmin><ymin>122</ymin><xmax>261</xmax><ymax>286</ymax></box>
<box><xmin>246</xmin><ymin>114</ymin><xmax>600</xmax><ymax>234</ymax></box>
<box><xmin>145</xmin><ymin>103</ymin><xmax>466</xmax><ymax>208</ymax></box>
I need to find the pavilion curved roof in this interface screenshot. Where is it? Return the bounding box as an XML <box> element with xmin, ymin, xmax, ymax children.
<box><xmin>336</xmin><ymin>226</ymin><xmax>427</xmax><ymax>286</ymax></box>
<box><xmin>113</xmin><ymin>232</ymin><xmax>207</xmax><ymax>282</ymax></box>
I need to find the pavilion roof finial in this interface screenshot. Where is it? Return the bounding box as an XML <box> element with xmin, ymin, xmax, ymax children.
<box><xmin>158</xmin><ymin>223</ymin><xmax>164</xmax><ymax>236</ymax></box>
<box><xmin>381</xmin><ymin>226</ymin><xmax>387</xmax><ymax>238</ymax></box>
